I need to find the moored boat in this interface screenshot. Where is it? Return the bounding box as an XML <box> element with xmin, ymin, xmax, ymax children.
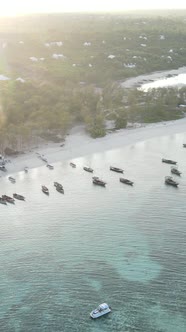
<box><xmin>90</xmin><ymin>303</ymin><xmax>111</xmax><ymax>319</ymax></box>
<box><xmin>120</xmin><ymin>177</ymin><xmax>134</xmax><ymax>186</ymax></box>
<box><xmin>0</xmin><ymin>165</ymin><xmax>7</xmax><ymax>172</ymax></box>
<box><xmin>56</xmin><ymin>186</ymin><xmax>64</xmax><ymax>194</ymax></box>
<box><xmin>54</xmin><ymin>181</ymin><xmax>62</xmax><ymax>188</ymax></box>
<box><xmin>83</xmin><ymin>166</ymin><xmax>93</xmax><ymax>173</ymax></box>
<box><xmin>162</xmin><ymin>158</ymin><xmax>177</xmax><ymax>165</ymax></box>
<box><xmin>171</xmin><ymin>166</ymin><xmax>181</xmax><ymax>176</ymax></box>
<box><xmin>13</xmin><ymin>193</ymin><xmax>25</xmax><ymax>201</ymax></box>
<box><xmin>2</xmin><ymin>195</ymin><xmax>15</xmax><ymax>204</ymax></box>
<box><xmin>110</xmin><ymin>166</ymin><xmax>124</xmax><ymax>173</ymax></box>
<box><xmin>70</xmin><ymin>162</ymin><xmax>76</xmax><ymax>168</ymax></box>
<box><xmin>46</xmin><ymin>164</ymin><xmax>54</xmax><ymax>170</ymax></box>
<box><xmin>41</xmin><ymin>156</ymin><xmax>48</xmax><ymax>162</ymax></box>
<box><xmin>8</xmin><ymin>176</ymin><xmax>16</xmax><ymax>183</ymax></box>
<box><xmin>0</xmin><ymin>197</ymin><xmax>7</xmax><ymax>205</ymax></box>
<box><xmin>54</xmin><ymin>182</ymin><xmax>64</xmax><ymax>193</ymax></box>
<box><xmin>42</xmin><ymin>186</ymin><xmax>49</xmax><ymax>195</ymax></box>
<box><xmin>92</xmin><ymin>177</ymin><xmax>106</xmax><ymax>187</ymax></box>
<box><xmin>165</xmin><ymin>176</ymin><xmax>179</xmax><ymax>187</ymax></box>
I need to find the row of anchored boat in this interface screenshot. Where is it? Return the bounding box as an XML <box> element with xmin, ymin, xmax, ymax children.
<box><xmin>70</xmin><ymin>162</ymin><xmax>134</xmax><ymax>186</ymax></box>
<box><xmin>162</xmin><ymin>158</ymin><xmax>182</xmax><ymax>187</ymax></box>
<box><xmin>42</xmin><ymin>182</ymin><xmax>64</xmax><ymax>195</ymax></box>
<box><xmin>0</xmin><ymin>156</ymin><xmax>183</xmax><ymax>204</ymax></box>
<box><xmin>0</xmin><ymin>193</ymin><xmax>25</xmax><ymax>205</ymax></box>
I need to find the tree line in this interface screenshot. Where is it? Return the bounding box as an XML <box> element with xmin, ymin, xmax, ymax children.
<box><xmin>0</xmin><ymin>80</ymin><xmax>185</xmax><ymax>154</ymax></box>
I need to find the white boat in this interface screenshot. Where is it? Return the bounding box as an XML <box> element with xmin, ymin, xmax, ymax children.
<box><xmin>90</xmin><ymin>303</ymin><xmax>111</xmax><ymax>319</ymax></box>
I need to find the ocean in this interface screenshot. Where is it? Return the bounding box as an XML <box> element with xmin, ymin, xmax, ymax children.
<box><xmin>0</xmin><ymin>132</ymin><xmax>186</xmax><ymax>332</ymax></box>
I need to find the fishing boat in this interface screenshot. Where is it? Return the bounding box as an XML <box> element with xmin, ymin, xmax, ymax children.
<box><xmin>46</xmin><ymin>164</ymin><xmax>54</xmax><ymax>170</ymax></box>
<box><xmin>0</xmin><ymin>165</ymin><xmax>7</xmax><ymax>172</ymax></box>
<box><xmin>83</xmin><ymin>166</ymin><xmax>93</xmax><ymax>173</ymax></box>
<box><xmin>92</xmin><ymin>177</ymin><xmax>106</xmax><ymax>187</ymax></box>
<box><xmin>162</xmin><ymin>158</ymin><xmax>177</xmax><ymax>165</ymax></box>
<box><xmin>2</xmin><ymin>195</ymin><xmax>15</xmax><ymax>204</ymax></box>
<box><xmin>110</xmin><ymin>166</ymin><xmax>124</xmax><ymax>173</ymax></box>
<box><xmin>56</xmin><ymin>186</ymin><xmax>64</xmax><ymax>194</ymax></box>
<box><xmin>0</xmin><ymin>197</ymin><xmax>7</xmax><ymax>205</ymax></box>
<box><xmin>54</xmin><ymin>182</ymin><xmax>62</xmax><ymax>188</ymax></box>
<box><xmin>54</xmin><ymin>182</ymin><xmax>64</xmax><ymax>193</ymax></box>
<box><xmin>165</xmin><ymin>176</ymin><xmax>179</xmax><ymax>187</ymax></box>
<box><xmin>90</xmin><ymin>303</ymin><xmax>111</xmax><ymax>319</ymax></box>
<box><xmin>171</xmin><ymin>166</ymin><xmax>182</xmax><ymax>176</ymax></box>
<box><xmin>13</xmin><ymin>193</ymin><xmax>25</xmax><ymax>201</ymax></box>
<box><xmin>70</xmin><ymin>162</ymin><xmax>76</xmax><ymax>168</ymax></box>
<box><xmin>42</xmin><ymin>186</ymin><xmax>49</xmax><ymax>195</ymax></box>
<box><xmin>120</xmin><ymin>177</ymin><xmax>134</xmax><ymax>186</ymax></box>
<box><xmin>8</xmin><ymin>176</ymin><xmax>16</xmax><ymax>183</ymax></box>
<box><xmin>41</xmin><ymin>156</ymin><xmax>48</xmax><ymax>162</ymax></box>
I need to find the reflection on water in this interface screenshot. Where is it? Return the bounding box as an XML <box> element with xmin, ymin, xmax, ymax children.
<box><xmin>141</xmin><ymin>73</ymin><xmax>186</xmax><ymax>91</ymax></box>
<box><xmin>0</xmin><ymin>133</ymin><xmax>186</xmax><ymax>331</ymax></box>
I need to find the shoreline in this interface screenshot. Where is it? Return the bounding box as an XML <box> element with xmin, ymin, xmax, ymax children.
<box><xmin>1</xmin><ymin>117</ymin><xmax>186</xmax><ymax>177</ymax></box>
<box><xmin>120</xmin><ymin>66</ymin><xmax>186</xmax><ymax>88</ymax></box>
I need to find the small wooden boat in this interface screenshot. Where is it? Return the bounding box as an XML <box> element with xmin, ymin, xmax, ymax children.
<box><xmin>83</xmin><ymin>166</ymin><xmax>93</xmax><ymax>173</ymax></box>
<box><xmin>46</xmin><ymin>164</ymin><xmax>54</xmax><ymax>170</ymax></box>
<box><xmin>13</xmin><ymin>193</ymin><xmax>25</xmax><ymax>201</ymax></box>
<box><xmin>92</xmin><ymin>176</ymin><xmax>99</xmax><ymax>180</ymax></box>
<box><xmin>41</xmin><ymin>156</ymin><xmax>48</xmax><ymax>162</ymax></box>
<box><xmin>110</xmin><ymin>166</ymin><xmax>124</xmax><ymax>173</ymax></box>
<box><xmin>54</xmin><ymin>182</ymin><xmax>64</xmax><ymax>193</ymax></box>
<box><xmin>92</xmin><ymin>177</ymin><xmax>106</xmax><ymax>187</ymax></box>
<box><xmin>0</xmin><ymin>165</ymin><xmax>7</xmax><ymax>172</ymax></box>
<box><xmin>8</xmin><ymin>176</ymin><xmax>16</xmax><ymax>183</ymax></box>
<box><xmin>0</xmin><ymin>197</ymin><xmax>7</xmax><ymax>205</ymax></box>
<box><xmin>2</xmin><ymin>195</ymin><xmax>15</xmax><ymax>204</ymax></box>
<box><xmin>171</xmin><ymin>166</ymin><xmax>181</xmax><ymax>176</ymax></box>
<box><xmin>120</xmin><ymin>177</ymin><xmax>134</xmax><ymax>186</ymax></box>
<box><xmin>56</xmin><ymin>186</ymin><xmax>64</xmax><ymax>194</ymax></box>
<box><xmin>70</xmin><ymin>162</ymin><xmax>76</xmax><ymax>168</ymax></box>
<box><xmin>162</xmin><ymin>158</ymin><xmax>177</xmax><ymax>165</ymax></box>
<box><xmin>42</xmin><ymin>186</ymin><xmax>49</xmax><ymax>195</ymax></box>
<box><xmin>183</xmin><ymin>144</ymin><xmax>186</xmax><ymax>148</ymax></box>
<box><xmin>54</xmin><ymin>182</ymin><xmax>62</xmax><ymax>188</ymax></box>
<box><xmin>165</xmin><ymin>176</ymin><xmax>179</xmax><ymax>187</ymax></box>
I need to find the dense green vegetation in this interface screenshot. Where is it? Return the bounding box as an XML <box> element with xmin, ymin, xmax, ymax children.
<box><xmin>0</xmin><ymin>12</ymin><xmax>186</xmax><ymax>152</ymax></box>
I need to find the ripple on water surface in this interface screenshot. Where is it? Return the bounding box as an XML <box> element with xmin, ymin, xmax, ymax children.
<box><xmin>0</xmin><ymin>132</ymin><xmax>186</xmax><ymax>331</ymax></box>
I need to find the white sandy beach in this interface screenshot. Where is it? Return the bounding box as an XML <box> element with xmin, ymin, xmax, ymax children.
<box><xmin>1</xmin><ymin>117</ymin><xmax>186</xmax><ymax>177</ymax></box>
<box><xmin>121</xmin><ymin>66</ymin><xmax>186</xmax><ymax>88</ymax></box>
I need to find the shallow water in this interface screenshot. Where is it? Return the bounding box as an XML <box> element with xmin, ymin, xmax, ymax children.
<box><xmin>0</xmin><ymin>132</ymin><xmax>186</xmax><ymax>331</ymax></box>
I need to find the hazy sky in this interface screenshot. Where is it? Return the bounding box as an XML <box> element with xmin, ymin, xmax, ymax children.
<box><xmin>1</xmin><ymin>0</ymin><xmax>186</xmax><ymax>16</ymax></box>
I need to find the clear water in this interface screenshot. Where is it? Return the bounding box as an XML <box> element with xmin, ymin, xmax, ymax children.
<box><xmin>0</xmin><ymin>132</ymin><xmax>186</xmax><ymax>332</ymax></box>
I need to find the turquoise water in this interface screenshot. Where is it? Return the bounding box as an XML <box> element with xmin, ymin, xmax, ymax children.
<box><xmin>0</xmin><ymin>132</ymin><xmax>186</xmax><ymax>332</ymax></box>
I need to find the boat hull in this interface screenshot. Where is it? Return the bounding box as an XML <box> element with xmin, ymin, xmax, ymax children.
<box><xmin>110</xmin><ymin>167</ymin><xmax>123</xmax><ymax>173</ymax></box>
<box><xmin>162</xmin><ymin>159</ymin><xmax>177</xmax><ymax>165</ymax></box>
<box><xmin>90</xmin><ymin>308</ymin><xmax>111</xmax><ymax>319</ymax></box>
<box><xmin>120</xmin><ymin>178</ymin><xmax>133</xmax><ymax>185</ymax></box>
